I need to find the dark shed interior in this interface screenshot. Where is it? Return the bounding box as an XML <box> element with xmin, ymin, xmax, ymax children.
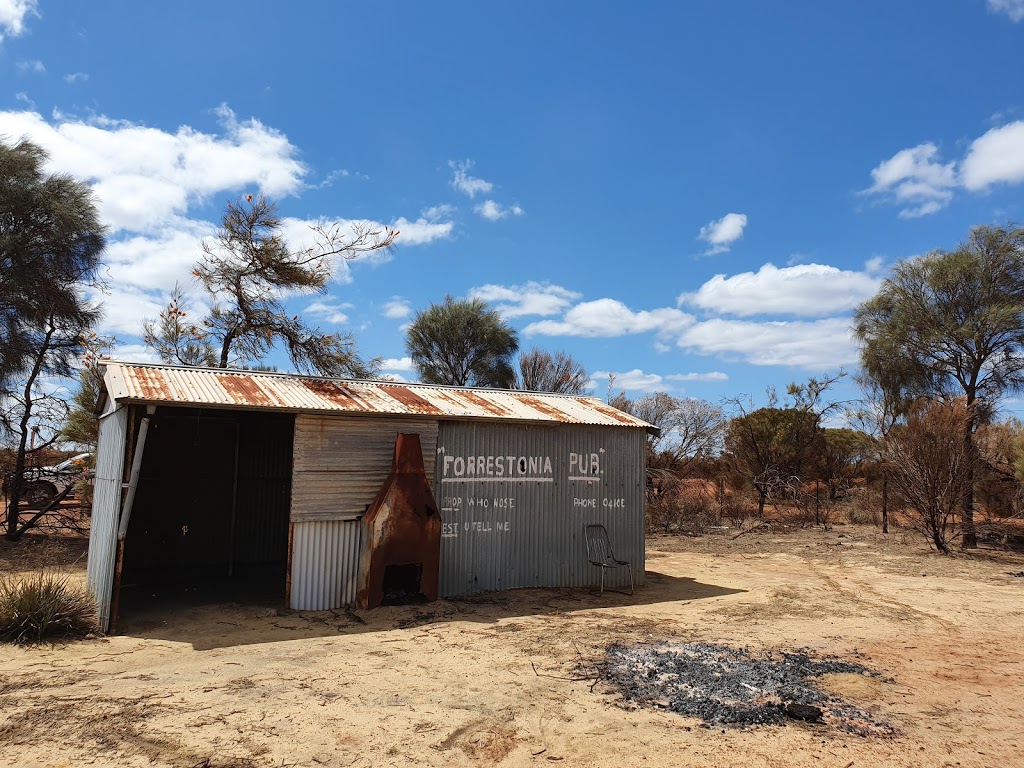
<box><xmin>118</xmin><ymin>407</ymin><xmax>294</xmax><ymax>613</ymax></box>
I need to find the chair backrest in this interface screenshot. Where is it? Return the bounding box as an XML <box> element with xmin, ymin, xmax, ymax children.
<box><xmin>584</xmin><ymin>524</ymin><xmax>614</xmax><ymax>564</ymax></box>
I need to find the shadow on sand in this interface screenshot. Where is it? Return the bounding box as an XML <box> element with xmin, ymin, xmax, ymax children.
<box><xmin>116</xmin><ymin>570</ymin><xmax>746</xmax><ymax>651</ymax></box>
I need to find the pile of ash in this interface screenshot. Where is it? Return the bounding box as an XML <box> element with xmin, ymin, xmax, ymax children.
<box><xmin>601</xmin><ymin>642</ymin><xmax>894</xmax><ymax>735</ymax></box>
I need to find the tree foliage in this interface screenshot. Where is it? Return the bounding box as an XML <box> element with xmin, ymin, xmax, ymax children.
<box><xmin>405</xmin><ymin>296</ymin><xmax>519</xmax><ymax>387</ymax></box>
<box><xmin>0</xmin><ymin>139</ymin><xmax>105</xmax><ymax>390</ymax></box>
<box><xmin>854</xmin><ymin>224</ymin><xmax>1024</xmax><ymax>546</ymax></box>
<box><xmin>516</xmin><ymin>347</ymin><xmax>588</xmax><ymax>394</ymax></box>
<box><xmin>817</xmin><ymin>427</ymin><xmax>873</xmax><ymax>500</ymax></box>
<box><xmin>144</xmin><ymin>194</ymin><xmax>396</xmax><ymax>377</ymax></box>
<box><xmin>0</xmin><ymin>139</ymin><xmax>106</xmax><ymax>540</ymax></box>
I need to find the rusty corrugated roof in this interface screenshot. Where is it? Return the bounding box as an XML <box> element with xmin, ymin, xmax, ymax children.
<box><xmin>101</xmin><ymin>362</ymin><xmax>655</xmax><ymax>431</ymax></box>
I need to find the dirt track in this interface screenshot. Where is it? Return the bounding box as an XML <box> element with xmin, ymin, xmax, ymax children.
<box><xmin>2</xmin><ymin>526</ymin><xmax>1023</xmax><ymax>767</ymax></box>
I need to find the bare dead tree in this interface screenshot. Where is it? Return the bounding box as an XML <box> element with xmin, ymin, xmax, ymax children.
<box><xmin>883</xmin><ymin>399</ymin><xmax>977</xmax><ymax>554</ymax></box>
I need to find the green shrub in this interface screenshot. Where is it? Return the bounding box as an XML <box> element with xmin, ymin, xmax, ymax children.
<box><xmin>0</xmin><ymin>571</ymin><xmax>98</xmax><ymax>645</ymax></box>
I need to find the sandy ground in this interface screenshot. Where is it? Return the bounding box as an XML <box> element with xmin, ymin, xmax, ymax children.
<box><xmin>2</xmin><ymin>525</ymin><xmax>1024</xmax><ymax>768</ymax></box>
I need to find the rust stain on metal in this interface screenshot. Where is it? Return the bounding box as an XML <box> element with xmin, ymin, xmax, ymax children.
<box><xmin>518</xmin><ymin>395</ymin><xmax>569</xmax><ymax>421</ymax></box>
<box><xmin>380</xmin><ymin>385</ymin><xmax>443</xmax><ymax>414</ymax></box>
<box><xmin>132</xmin><ymin>367</ymin><xmax>169</xmax><ymax>400</ymax></box>
<box><xmin>220</xmin><ymin>374</ymin><xmax>272</xmax><ymax>406</ymax></box>
<box><xmin>585</xmin><ymin>400</ymin><xmax>638</xmax><ymax>425</ymax></box>
<box><xmin>458</xmin><ymin>389</ymin><xmax>512</xmax><ymax>416</ymax></box>
<box><xmin>300</xmin><ymin>379</ymin><xmax>366</xmax><ymax>409</ymax></box>
<box><xmin>357</xmin><ymin>433</ymin><xmax>440</xmax><ymax>609</ymax></box>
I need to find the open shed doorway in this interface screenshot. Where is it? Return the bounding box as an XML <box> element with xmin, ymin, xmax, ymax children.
<box><xmin>116</xmin><ymin>408</ymin><xmax>294</xmax><ymax>626</ymax></box>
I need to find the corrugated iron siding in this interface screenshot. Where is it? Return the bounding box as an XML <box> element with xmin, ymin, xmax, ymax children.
<box><xmin>291</xmin><ymin>415</ymin><xmax>438</xmax><ymax>521</ymax></box>
<box><xmin>435</xmin><ymin>422</ymin><xmax>645</xmax><ymax>596</ymax></box>
<box><xmin>289</xmin><ymin>520</ymin><xmax>362</xmax><ymax>609</ymax></box>
<box><xmin>86</xmin><ymin>405</ymin><xmax>128</xmax><ymax>632</ymax></box>
<box><xmin>102</xmin><ymin>362</ymin><xmax>654</xmax><ymax>430</ymax></box>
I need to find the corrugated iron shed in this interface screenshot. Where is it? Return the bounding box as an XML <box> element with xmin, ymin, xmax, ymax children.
<box><xmin>101</xmin><ymin>362</ymin><xmax>656</xmax><ymax>431</ymax></box>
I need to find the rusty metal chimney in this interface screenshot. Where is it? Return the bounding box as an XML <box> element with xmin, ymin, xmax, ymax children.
<box><xmin>356</xmin><ymin>433</ymin><xmax>441</xmax><ymax>609</ymax></box>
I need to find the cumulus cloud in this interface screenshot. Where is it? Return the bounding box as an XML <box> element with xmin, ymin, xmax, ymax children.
<box><xmin>524</xmin><ymin>298</ymin><xmax>693</xmax><ymax>338</ymax></box>
<box><xmin>681</xmin><ymin>263</ymin><xmax>881</xmax><ymax>318</ymax></box>
<box><xmin>380</xmin><ymin>356</ymin><xmax>416</xmax><ymax>372</ymax></box>
<box><xmin>0</xmin><ymin>105</ymin><xmax>456</xmax><ymax>341</ymax></box>
<box><xmin>961</xmin><ymin>120</ymin><xmax>1024</xmax><ymax>190</ymax></box>
<box><xmin>382</xmin><ymin>298</ymin><xmax>412</xmax><ymax>319</ymax></box>
<box><xmin>304</xmin><ymin>299</ymin><xmax>352</xmax><ymax>325</ymax></box>
<box><xmin>988</xmin><ymin>0</ymin><xmax>1024</xmax><ymax>21</ymax></box>
<box><xmin>474</xmin><ymin>199</ymin><xmax>524</xmax><ymax>221</ymax></box>
<box><xmin>392</xmin><ymin>215</ymin><xmax>454</xmax><ymax>245</ymax></box>
<box><xmin>678</xmin><ymin>317</ymin><xmax>858</xmax><ymax>369</ymax></box>
<box><xmin>698</xmin><ymin>213</ymin><xmax>748</xmax><ymax>255</ymax></box>
<box><xmin>0</xmin><ymin>0</ymin><xmax>38</xmax><ymax>41</ymax></box>
<box><xmin>0</xmin><ymin>105</ymin><xmax>307</xmax><ymax>232</ymax></box>
<box><xmin>865</xmin><ymin>121</ymin><xmax>1024</xmax><ymax>216</ymax></box>
<box><xmin>470</xmin><ymin>282</ymin><xmax>580</xmax><ymax>318</ymax></box>
<box><xmin>591</xmin><ymin>369</ymin><xmax>665</xmax><ymax>393</ymax></box>
<box><xmin>449</xmin><ymin>159</ymin><xmax>493</xmax><ymax>198</ymax></box>
<box><xmin>864</xmin><ymin>143</ymin><xmax>956</xmax><ymax>218</ymax></box>
<box><xmin>63</xmin><ymin>72</ymin><xmax>89</xmax><ymax>84</ymax></box>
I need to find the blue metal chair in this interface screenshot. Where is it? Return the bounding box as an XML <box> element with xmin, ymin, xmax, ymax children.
<box><xmin>584</xmin><ymin>524</ymin><xmax>634</xmax><ymax>596</ymax></box>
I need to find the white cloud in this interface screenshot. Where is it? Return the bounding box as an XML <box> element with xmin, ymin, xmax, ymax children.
<box><xmin>449</xmin><ymin>159</ymin><xmax>493</xmax><ymax>198</ymax></box>
<box><xmin>380</xmin><ymin>356</ymin><xmax>416</xmax><ymax>372</ymax></box>
<box><xmin>0</xmin><ymin>106</ymin><xmax>308</xmax><ymax>233</ymax></box>
<box><xmin>678</xmin><ymin>317</ymin><xmax>858</xmax><ymax>369</ymax></box>
<box><xmin>864</xmin><ymin>142</ymin><xmax>956</xmax><ymax>218</ymax></box>
<box><xmin>95</xmin><ymin>284</ymin><xmax>169</xmax><ymax>336</ymax></box>
<box><xmin>109</xmin><ymin>343</ymin><xmax>162</xmax><ymax>365</ymax></box>
<box><xmin>864</xmin><ymin>256</ymin><xmax>885</xmax><ymax>275</ymax></box>
<box><xmin>698</xmin><ymin>213</ymin><xmax>747</xmax><ymax>255</ymax></box>
<box><xmin>591</xmin><ymin>369</ymin><xmax>666</xmax><ymax>393</ymax></box>
<box><xmin>961</xmin><ymin>120</ymin><xmax>1024</xmax><ymax>190</ymax></box>
<box><xmin>470</xmin><ymin>282</ymin><xmax>580</xmax><ymax>318</ymax></box>
<box><xmin>64</xmin><ymin>72</ymin><xmax>89</xmax><ymax>84</ymax></box>
<box><xmin>101</xmin><ymin>220</ymin><xmax>213</xmax><ymax>291</ymax></box>
<box><xmin>16</xmin><ymin>59</ymin><xmax>44</xmax><ymax>73</ymax></box>
<box><xmin>382</xmin><ymin>298</ymin><xmax>411</xmax><ymax>319</ymax></box>
<box><xmin>392</xmin><ymin>215</ymin><xmax>454</xmax><ymax>245</ymax></box>
<box><xmin>305</xmin><ymin>299</ymin><xmax>352</xmax><ymax>325</ymax></box>
<box><xmin>524</xmin><ymin>298</ymin><xmax>693</xmax><ymax>338</ymax></box>
<box><xmin>14</xmin><ymin>91</ymin><xmax>33</xmax><ymax>108</ymax></box>
<box><xmin>0</xmin><ymin>0</ymin><xmax>38</xmax><ymax>41</ymax></box>
<box><xmin>474</xmin><ymin>199</ymin><xmax>524</xmax><ymax>221</ymax></box>
<box><xmin>864</xmin><ymin>121</ymin><xmax>1024</xmax><ymax>216</ymax></box>
<box><xmin>681</xmin><ymin>262</ymin><xmax>880</xmax><ymax>318</ymax></box>
<box><xmin>422</xmin><ymin>203</ymin><xmax>455</xmax><ymax>220</ymax></box>
<box><xmin>988</xmin><ymin>0</ymin><xmax>1024</xmax><ymax>22</ymax></box>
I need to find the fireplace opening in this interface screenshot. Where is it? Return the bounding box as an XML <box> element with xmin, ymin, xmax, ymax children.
<box><xmin>382</xmin><ymin>563</ymin><xmax>427</xmax><ymax>605</ymax></box>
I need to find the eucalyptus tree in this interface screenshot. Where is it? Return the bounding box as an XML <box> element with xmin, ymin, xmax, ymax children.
<box><xmin>854</xmin><ymin>224</ymin><xmax>1024</xmax><ymax>547</ymax></box>
<box><xmin>405</xmin><ymin>296</ymin><xmax>519</xmax><ymax>387</ymax></box>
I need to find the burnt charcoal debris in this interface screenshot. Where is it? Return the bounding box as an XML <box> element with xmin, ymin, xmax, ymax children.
<box><xmin>601</xmin><ymin>642</ymin><xmax>894</xmax><ymax>735</ymax></box>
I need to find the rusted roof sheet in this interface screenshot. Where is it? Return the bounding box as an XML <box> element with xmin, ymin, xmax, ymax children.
<box><xmin>101</xmin><ymin>362</ymin><xmax>655</xmax><ymax>431</ymax></box>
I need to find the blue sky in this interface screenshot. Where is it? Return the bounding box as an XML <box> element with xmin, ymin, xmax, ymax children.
<box><xmin>2</xmin><ymin>1</ymin><xmax>1024</xmax><ymax>412</ymax></box>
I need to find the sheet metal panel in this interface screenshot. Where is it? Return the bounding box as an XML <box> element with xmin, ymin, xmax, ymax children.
<box><xmin>435</xmin><ymin>422</ymin><xmax>645</xmax><ymax>596</ymax></box>
<box><xmin>290</xmin><ymin>519</ymin><xmax>361</xmax><ymax>609</ymax></box>
<box><xmin>291</xmin><ymin>415</ymin><xmax>438</xmax><ymax>522</ymax></box>
<box><xmin>85</xmin><ymin>405</ymin><xmax>128</xmax><ymax>632</ymax></box>
<box><xmin>101</xmin><ymin>362</ymin><xmax>654</xmax><ymax>430</ymax></box>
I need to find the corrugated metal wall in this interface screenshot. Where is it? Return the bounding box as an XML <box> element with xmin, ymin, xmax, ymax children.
<box><xmin>289</xmin><ymin>415</ymin><xmax>439</xmax><ymax>609</ymax></box>
<box><xmin>289</xmin><ymin>520</ymin><xmax>362</xmax><ymax>609</ymax></box>
<box><xmin>86</xmin><ymin>405</ymin><xmax>128</xmax><ymax>632</ymax></box>
<box><xmin>435</xmin><ymin>422</ymin><xmax>646</xmax><ymax>595</ymax></box>
<box><xmin>291</xmin><ymin>415</ymin><xmax>438</xmax><ymax>521</ymax></box>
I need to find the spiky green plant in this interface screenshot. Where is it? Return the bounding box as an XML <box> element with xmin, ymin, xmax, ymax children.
<box><xmin>0</xmin><ymin>571</ymin><xmax>97</xmax><ymax>644</ymax></box>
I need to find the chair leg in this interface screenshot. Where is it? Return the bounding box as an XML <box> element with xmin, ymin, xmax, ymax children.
<box><xmin>599</xmin><ymin>567</ymin><xmax>605</xmax><ymax>596</ymax></box>
<box><xmin>627</xmin><ymin>564</ymin><xmax>634</xmax><ymax>596</ymax></box>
